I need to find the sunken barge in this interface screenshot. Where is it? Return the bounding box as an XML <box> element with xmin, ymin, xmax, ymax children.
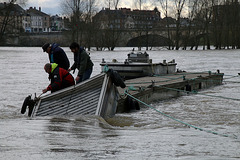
<box><xmin>21</xmin><ymin>51</ymin><xmax>224</xmax><ymax>120</ymax></box>
<box><xmin>100</xmin><ymin>51</ymin><xmax>224</xmax><ymax>113</ymax></box>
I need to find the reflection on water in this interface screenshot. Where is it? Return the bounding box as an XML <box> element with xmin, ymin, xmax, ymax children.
<box><xmin>0</xmin><ymin>47</ymin><xmax>240</xmax><ymax>159</ymax></box>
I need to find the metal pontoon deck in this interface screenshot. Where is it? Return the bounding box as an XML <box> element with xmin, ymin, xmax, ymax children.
<box><xmin>30</xmin><ymin>73</ymin><xmax>119</xmax><ymax>119</ymax></box>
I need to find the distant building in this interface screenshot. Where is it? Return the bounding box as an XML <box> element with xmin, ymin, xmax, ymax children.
<box><xmin>93</xmin><ymin>7</ymin><xmax>161</xmax><ymax>30</ymax></box>
<box><xmin>50</xmin><ymin>15</ymin><xmax>64</xmax><ymax>31</ymax></box>
<box><xmin>22</xmin><ymin>13</ymin><xmax>31</xmax><ymax>32</ymax></box>
<box><xmin>62</xmin><ymin>17</ymin><xmax>71</xmax><ymax>31</ymax></box>
<box><xmin>0</xmin><ymin>3</ymin><xmax>67</xmax><ymax>34</ymax></box>
<box><xmin>25</xmin><ymin>7</ymin><xmax>50</xmax><ymax>33</ymax></box>
<box><xmin>0</xmin><ymin>2</ymin><xmax>25</xmax><ymax>34</ymax></box>
<box><xmin>161</xmin><ymin>17</ymin><xmax>176</xmax><ymax>28</ymax></box>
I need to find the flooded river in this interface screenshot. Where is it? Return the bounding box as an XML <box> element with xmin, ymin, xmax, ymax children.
<box><xmin>0</xmin><ymin>47</ymin><xmax>240</xmax><ymax>159</ymax></box>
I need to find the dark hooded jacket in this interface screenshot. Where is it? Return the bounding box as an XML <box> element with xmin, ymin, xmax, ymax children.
<box><xmin>49</xmin><ymin>43</ymin><xmax>70</xmax><ymax>70</ymax></box>
<box><xmin>70</xmin><ymin>47</ymin><xmax>93</xmax><ymax>76</ymax></box>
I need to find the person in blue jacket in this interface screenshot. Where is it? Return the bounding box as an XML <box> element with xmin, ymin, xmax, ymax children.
<box><xmin>42</xmin><ymin>43</ymin><xmax>70</xmax><ymax>70</ymax></box>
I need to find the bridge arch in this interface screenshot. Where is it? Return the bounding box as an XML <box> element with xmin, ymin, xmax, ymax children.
<box><xmin>126</xmin><ymin>34</ymin><xmax>173</xmax><ymax>47</ymax></box>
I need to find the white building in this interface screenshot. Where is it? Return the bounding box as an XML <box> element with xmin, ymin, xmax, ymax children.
<box><xmin>26</xmin><ymin>7</ymin><xmax>50</xmax><ymax>33</ymax></box>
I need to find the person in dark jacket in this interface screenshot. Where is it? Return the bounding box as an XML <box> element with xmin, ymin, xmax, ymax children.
<box><xmin>69</xmin><ymin>42</ymin><xmax>94</xmax><ymax>84</ymax></box>
<box><xmin>42</xmin><ymin>43</ymin><xmax>70</xmax><ymax>70</ymax></box>
<box><xmin>42</xmin><ymin>63</ymin><xmax>75</xmax><ymax>93</ymax></box>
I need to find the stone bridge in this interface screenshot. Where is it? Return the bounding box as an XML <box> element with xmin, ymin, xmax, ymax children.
<box><xmin>117</xmin><ymin>29</ymin><xmax>170</xmax><ymax>46</ymax></box>
<box><xmin>117</xmin><ymin>28</ymin><xmax>206</xmax><ymax>47</ymax></box>
<box><xmin>5</xmin><ymin>28</ymin><xmax>206</xmax><ymax>47</ymax></box>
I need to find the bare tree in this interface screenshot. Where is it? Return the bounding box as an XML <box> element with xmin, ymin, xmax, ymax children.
<box><xmin>104</xmin><ymin>9</ymin><xmax>122</xmax><ymax>51</ymax></box>
<box><xmin>0</xmin><ymin>0</ymin><xmax>27</xmax><ymax>45</ymax></box>
<box><xmin>134</xmin><ymin>0</ymin><xmax>147</xmax><ymax>10</ymax></box>
<box><xmin>83</xmin><ymin>0</ymin><xmax>98</xmax><ymax>50</ymax></box>
<box><xmin>137</xmin><ymin>0</ymin><xmax>142</xmax><ymax>10</ymax></box>
<box><xmin>180</xmin><ymin>0</ymin><xmax>198</xmax><ymax>50</ymax></box>
<box><xmin>104</xmin><ymin>0</ymin><xmax>121</xmax><ymax>9</ymax></box>
<box><xmin>158</xmin><ymin>0</ymin><xmax>173</xmax><ymax>49</ymax></box>
<box><xmin>211</xmin><ymin>0</ymin><xmax>225</xmax><ymax>49</ymax></box>
<box><xmin>61</xmin><ymin>0</ymin><xmax>98</xmax><ymax>48</ymax></box>
<box><xmin>157</xmin><ymin>0</ymin><xmax>187</xmax><ymax>50</ymax></box>
<box><xmin>223</xmin><ymin>0</ymin><xmax>240</xmax><ymax>49</ymax></box>
<box><xmin>61</xmin><ymin>0</ymin><xmax>84</xmax><ymax>43</ymax></box>
<box><xmin>172</xmin><ymin>0</ymin><xmax>187</xmax><ymax>50</ymax></box>
<box><xmin>113</xmin><ymin>0</ymin><xmax>120</xmax><ymax>9</ymax></box>
<box><xmin>201</xmin><ymin>0</ymin><xmax>215</xmax><ymax>50</ymax></box>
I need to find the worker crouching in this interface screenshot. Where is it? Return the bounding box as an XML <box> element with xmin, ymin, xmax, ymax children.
<box><xmin>43</xmin><ymin>63</ymin><xmax>75</xmax><ymax>93</ymax></box>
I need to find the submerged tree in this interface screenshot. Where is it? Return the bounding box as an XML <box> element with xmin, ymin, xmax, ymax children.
<box><xmin>173</xmin><ymin>0</ymin><xmax>186</xmax><ymax>50</ymax></box>
<box><xmin>156</xmin><ymin>0</ymin><xmax>187</xmax><ymax>50</ymax></box>
<box><xmin>61</xmin><ymin>0</ymin><xmax>84</xmax><ymax>43</ymax></box>
<box><xmin>83</xmin><ymin>0</ymin><xmax>98</xmax><ymax>51</ymax></box>
<box><xmin>103</xmin><ymin>9</ymin><xmax>122</xmax><ymax>51</ymax></box>
<box><xmin>61</xmin><ymin>0</ymin><xmax>98</xmax><ymax>48</ymax></box>
<box><xmin>157</xmin><ymin>0</ymin><xmax>173</xmax><ymax>49</ymax></box>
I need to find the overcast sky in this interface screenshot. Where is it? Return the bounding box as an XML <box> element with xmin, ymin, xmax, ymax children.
<box><xmin>22</xmin><ymin>0</ymin><xmax>155</xmax><ymax>16</ymax></box>
<box><xmin>0</xmin><ymin>0</ymin><xmax>187</xmax><ymax>18</ymax></box>
<box><xmin>25</xmin><ymin>0</ymin><xmax>62</xmax><ymax>15</ymax></box>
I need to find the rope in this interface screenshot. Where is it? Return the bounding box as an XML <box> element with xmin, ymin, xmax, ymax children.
<box><xmin>103</xmin><ymin>65</ymin><xmax>109</xmax><ymax>72</ymax></box>
<box><xmin>174</xmin><ymin>71</ymin><xmax>210</xmax><ymax>75</ymax></box>
<box><xmin>126</xmin><ymin>73</ymin><xmax>226</xmax><ymax>86</ymax></box>
<box><xmin>153</xmin><ymin>75</ymin><xmax>184</xmax><ymax>81</ymax></box>
<box><xmin>126</xmin><ymin>72</ymin><xmax>238</xmax><ymax>87</ymax></box>
<box><xmin>224</xmin><ymin>80</ymin><xmax>240</xmax><ymax>84</ymax></box>
<box><xmin>125</xmin><ymin>76</ymin><xmax>184</xmax><ymax>86</ymax></box>
<box><xmin>124</xmin><ymin>91</ymin><xmax>238</xmax><ymax>139</ymax></box>
<box><xmin>158</xmin><ymin>86</ymin><xmax>240</xmax><ymax>101</ymax></box>
<box><xmin>124</xmin><ymin>73</ymin><xmax>240</xmax><ymax>101</ymax></box>
<box><xmin>122</xmin><ymin>73</ymin><xmax>240</xmax><ymax>138</ymax></box>
<box><xmin>124</xmin><ymin>71</ymin><xmax>240</xmax><ymax>102</ymax></box>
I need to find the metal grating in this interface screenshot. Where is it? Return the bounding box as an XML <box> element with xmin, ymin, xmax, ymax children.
<box><xmin>31</xmin><ymin>73</ymin><xmax>107</xmax><ymax>117</ymax></box>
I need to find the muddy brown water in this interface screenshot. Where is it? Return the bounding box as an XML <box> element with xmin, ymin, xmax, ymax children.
<box><xmin>0</xmin><ymin>47</ymin><xmax>240</xmax><ymax>159</ymax></box>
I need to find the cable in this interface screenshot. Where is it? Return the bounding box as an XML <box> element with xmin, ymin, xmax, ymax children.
<box><xmin>124</xmin><ymin>91</ymin><xmax>238</xmax><ymax>139</ymax></box>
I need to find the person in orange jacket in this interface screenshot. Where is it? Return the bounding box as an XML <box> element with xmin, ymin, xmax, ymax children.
<box><xmin>42</xmin><ymin>63</ymin><xmax>75</xmax><ymax>93</ymax></box>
